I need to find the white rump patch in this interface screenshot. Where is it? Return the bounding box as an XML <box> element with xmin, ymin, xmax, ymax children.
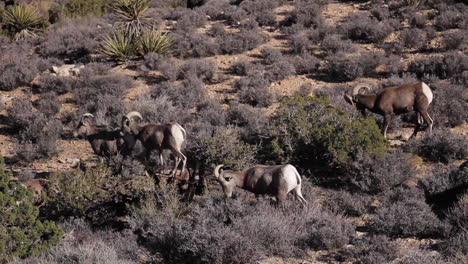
<box><xmin>422</xmin><ymin>82</ymin><xmax>433</xmax><ymax>104</ymax></box>
<box><xmin>283</xmin><ymin>165</ymin><xmax>300</xmax><ymax>193</ymax></box>
<box><xmin>171</xmin><ymin>123</ymin><xmax>186</xmax><ymax>149</ymax></box>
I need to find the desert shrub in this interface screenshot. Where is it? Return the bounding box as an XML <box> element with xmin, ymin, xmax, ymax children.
<box><xmin>322</xmin><ymin>190</ymin><xmax>371</xmax><ymax>217</ymax></box>
<box><xmin>260</xmin><ymin>47</ymin><xmax>283</xmax><ymax>65</ymax></box>
<box><xmin>419</xmin><ymin>163</ymin><xmax>468</xmax><ymax>197</ymax></box>
<box><xmin>441</xmin><ymin>229</ymin><xmax>468</xmax><ymax>262</ymax></box>
<box><xmin>48</xmin><ymin>0</ymin><xmax>108</xmax><ymax>21</ymax></box>
<box><xmin>143</xmin><ymin>53</ymin><xmax>180</xmax><ymax>80</ymax></box>
<box><xmin>37</xmin><ymin>18</ymin><xmax>110</xmax><ymax>62</ymax></box>
<box><xmin>409</xmin><ymin>13</ymin><xmax>427</xmax><ymax>28</ymax></box>
<box><xmin>152</xmin><ymin>76</ymin><xmax>207</xmax><ymax>110</ymax></box>
<box><xmin>290</xmin><ymin>52</ymin><xmax>320</xmax><ymax>75</ymax></box>
<box><xmin>321</xmin><ymin>34</ymin><xmax>355</xmax><ymax>54</ymax></box>
<box><xmin>285</xmin><ymin>0</ymin><xmax>325</xmax><ymax>29</ymax></box>
<box><xmin>369</xmin><ymin>187</ymin><xmax>448</xmax><ymax>238</ymax></box>
<box><xmin>171</xmin><ymin>32</ymin><xmax>219</xmax><ymax>58</ymax></box>
<box><xmin>239</xmin><ymin>0</ymin><xmax>279</xmax><ymax>27</ymax></box>
<box><xmin>445</xmin><ymin>192</ymin><xmax>468</xmax><ymax>233</ymax></box>
<box><xmin>131</xmin><ymin>189</ymin><xmax>354</xmax><ymax>264</ymax></box>
<box><xmin>174</xmin><ymin>9</ymin><xmax>207</xmax><ymax>32</ymax></box>
<box><xmin>220</xmin><ymin>29</ymin><xmax>265</xmax><ymax>55</ymax></box>
<box><xmin>443</xmin><ymin>31</ymin><xmax>466</xmax><ymax>50</ymax></box>
<box><xmin>8</xmin><ymin>98</ymin><xmax>63</xmax><ymax>162</ymax></box>
<box><xmin>19</xmin><ymin>218</ymin><xmax>140</xmax><ymax>264</ymax></box>
<box><xmin>400</xmin><ymin>28</ymin><xmax>427</xmax><ymax>50</ymax></box>
<box><xmin>0</xmin><ymin>52</ymin><xmax>48</xmax><ymax>91</ymax></box>
<box><xmin>34</xmin><ymin>92</ymin><xmax>61</xmax><ymax>117</ymax></box>
<box><xmin>186</xmin><ymin>127</ymin><xmax>257</xmax><ymax>171</ymax></box>
<box><xmin>288</xmin><ymin>29</ymin><xmax>310</xmax><ymax>53</ymax></box>
<box><xmin>75</xmin><ymin>72</ymin><xmax>135</xmax><ymax>104</ymax></box>
<box><xmin>265</xmin><ymin>60</ymin><xmax>296</xmax><ymax>82</ymax></box>
<box><xmin>82</xmin><ymin>94</ymin><xmax>127</xmax><ymax>126</ymax></box>
<box><xmin>267</xmin><ymin>94</ymin><xmax>388</xmax><ymax>173</ymax></box>
<box><xmin>325</xmin><ymin>51</ymin><xmax>383</xmax><ymax>81</ymax></box>
<box><xmin>342</xmin><ymin>12</ymin><xmax>393</xmax><ymax>43</ymax></box>
<box><xmin>230</xmin><ymin>59</ymin><xmax>260</xmax><ymax>76</ymax></box>
<box><xmin>370</xmin><ymin>5</ymin><xmax>390</xmax><ymax>21</ymax></box>
<box><xmin>429</xmin><ymin>82</ymin><xmax>467</xmax><ymax>127</ymax></box>
<box><xmin>344</xmin><ymin>235</ymin><xmax>398</xmax><ymax>264</ymax></box>
<box><xmin>196</xmin><ymin>99</ymin><xmax>227</xmax><ymax>127</ymax></box>
<box><xmin>325</xmin><ymin>53</ymin><xmax>363</xmax><ymax>81</ymax></box>
<box><xmin>208</xmin><ymin>22</ymin><xmax>225</xmax><ymax>37</ymax></box>
<box><xmin>35</xmin><ymin>74</ymin><xmax>77</xmax><ymax>94</ymax></box>
<box><xmin>435</xmin><ymin>8</ymin><xmax>466</xmax><ymax>30</ymax></box>
<box><xmin>227</xmin><ymin>101</ymin><xmax>268</xmax><ymax>139</ymax></box>
<box><xmin>0</xmin><ymin>158</ymin><xmax>63</xmax><ymax>262</ymax></box>
<box><xmin>45</xmin><ymin>164</ymin><xmax>153</xmax><ymax>220</ymax></box>
<box><xmin>235</xmin><ymin>73</ymin><xmax>275</xmax><ymax>107</ymax></box>
<box><xmin>404</xmin><ymin>129</ymin><xmax>468</xmax><ymax>163</ymax></box>
<box><xmin>347</xmin><ymin>150</ymin><xmax>416</xmax><ymax>194</ymax></box>
<box><xmin>394</xmin><ymin>249</ymin><xmax>445</xmax><ymax>264</ymax></box>
<box><xmin>408</xmin><ymin>52</ymin><xmax>468</xmax><ymax>79</ymax></box>
<box><xmin>129</xmin><ymin>94</ymin><xmax>188</xmax><ymax>125</ymax></box>
<box><xmin>178</xmin><ymin>58</ymin><xmax>215</xmax><ymax>82</ymax></box>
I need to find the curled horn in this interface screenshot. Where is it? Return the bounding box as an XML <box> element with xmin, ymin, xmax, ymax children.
<box><xmin>352</xmin><ymin>84</ymin><xmax>371</xmax><ymax>96</ymax></box>
<box><xmin>81</xmin><ymin>113</ymin><xmax>94</xmax><ymax>119</ymax></box>
<box><xmin>126</xmin><ymin>111</ymin><xmax>143</xmax><ymax>121</ymax></box>
<box><xmin>214</xmin><ymin>164</ymin><xmax>226</xmax><ymax>183</ymax></box>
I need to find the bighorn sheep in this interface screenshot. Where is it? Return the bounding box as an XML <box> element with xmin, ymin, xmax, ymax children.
<box><xmin>344</xmin><ymin>82</ymin><xmax>434</xmax><ymax>139</ymax></box>
<box><xmin>121</xmin><ymin>111</ymin><xmax>187</xmax><ymax>178</ymax></box>
<box><xmin>213</xmin><ymin>164</ymin><xmax>307</xmax><ymax>205</ymax></box>
<box><xmin>73</xmin><ymin>113</ymin><xmax>137</xmax><ymax>159</ymax></box>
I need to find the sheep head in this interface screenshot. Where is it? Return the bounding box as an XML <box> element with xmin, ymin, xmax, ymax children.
<box><xmin>122</xmin><ymin>111</ymin><xmax>143</xmax><ymax>135</ymax></box>
<box><xmin>73</xmin><ymin>113</ymin><xmax>94</xmax><ymax>138</ymax></box>
<box><xmin>344</xmin><ymin>84</ymin><xmax>371</xmax><ymax>106</ymax></box>
<box><xmin>214</xmin><ymin>164</ymin><xmax>236</xmax><ymax>198</ymax></box>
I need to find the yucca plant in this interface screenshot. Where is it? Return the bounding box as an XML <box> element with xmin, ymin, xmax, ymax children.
<box><xmin>100</xmin><ymin>30</ymin><xmax>136</xmax><ymax>61</ymax></box>
<box><xmin>139</xmin><ymin>29</ymin><xmax>174</xmax><ymax>55</ymax></box>
<box><xmin>109</xmin><ymin>0</ymin><xmax>150</xmax><ymax>37</ymax></box>
<box><xmin>2</xmin><ymin>4</ymin><xmax>45</xmax><ymax>40</ymax></box>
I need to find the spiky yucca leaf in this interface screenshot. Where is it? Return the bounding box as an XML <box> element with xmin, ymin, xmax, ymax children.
<box><xmin>100</xmin><ymin>30</ymin><xmax>136</xmax><ymax>61</ymax></box>
<box><xmin>139</xmin><ymin>29</ymin><xmax>173</xmax><ymax>55</ymax></box>
<box><xmin>110</xmin><ymin>0</ymin><xmax>149</xmax><ymax>36</ymax></box>
<box><xmin>2</xmin><ymin>4</ymin><xmax>44</xmax><ymax>40</ymax></box>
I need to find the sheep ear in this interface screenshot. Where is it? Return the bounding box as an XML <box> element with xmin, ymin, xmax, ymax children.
<box><xmin>225</xmin><ymin>175</ymin><xmax>233</xmax><ymax>181</ymax></box>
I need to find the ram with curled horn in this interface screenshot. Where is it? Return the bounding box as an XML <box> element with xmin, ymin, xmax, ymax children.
<box><xmin>73</xmin><ymin>113</ymin><xmax>137</xmax><ymax>160</ymax></box>
<box><xmin>213</xmin><ymin>164</ymin><xmax>307</xmax><ymax>206</ymax></box>
<box><xmin>121</xmin><ymin>111</ymin><xmax>187</xmax><ymax>179</ymax></box>
<box><xmin>344</xmin><ymin>82</ymin><xmax>434</xmax><ymax>139</ymax></box>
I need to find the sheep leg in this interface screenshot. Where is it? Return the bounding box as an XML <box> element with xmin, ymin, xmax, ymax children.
<box><xmin>159</xmin><ymin>150</ymin><xmax>164</xmax><ymax>167</ymax></box>
<box><xmin>169</xmin><ymin>145</ymin><xmax>187</xmax><ymax>179</ymax></box>
<box><xmin>382</xmin><ymin>114</ymin><xmax>392</xmax><ymax>139</ymax></box>
<box><xmin>420</xmin><ymin>111</ymin><xmax>433</xmax><ymax>134</ymax></box>
<box><xmin>293</xmin><ymin>185</ymin><xmax>308</xmax><ymax>206</ymax></box>
<box><xmin>410</xmin><ymin>112</ymin><xmax>422</xmax><ymax>139</ymax></box>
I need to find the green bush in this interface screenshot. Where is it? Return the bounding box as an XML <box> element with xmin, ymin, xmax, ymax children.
<box><xmin>267</xmin><ymin>94</ymin><xmax>388</xmax><ymax>172</ymax></box>
<box><xmin>45</xmin><ymin>164</ymin><xmax>154</xmax><ymax>220</ymax></box>
<box><xmin>0</xmin><ymin>156</ymin><xmax>63</xmax><ymax>262</ymax></box>
<box><xmin>187</xmin><ymin>127</ymin><xmax>257</xmax><ymax>171</ymax></box>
